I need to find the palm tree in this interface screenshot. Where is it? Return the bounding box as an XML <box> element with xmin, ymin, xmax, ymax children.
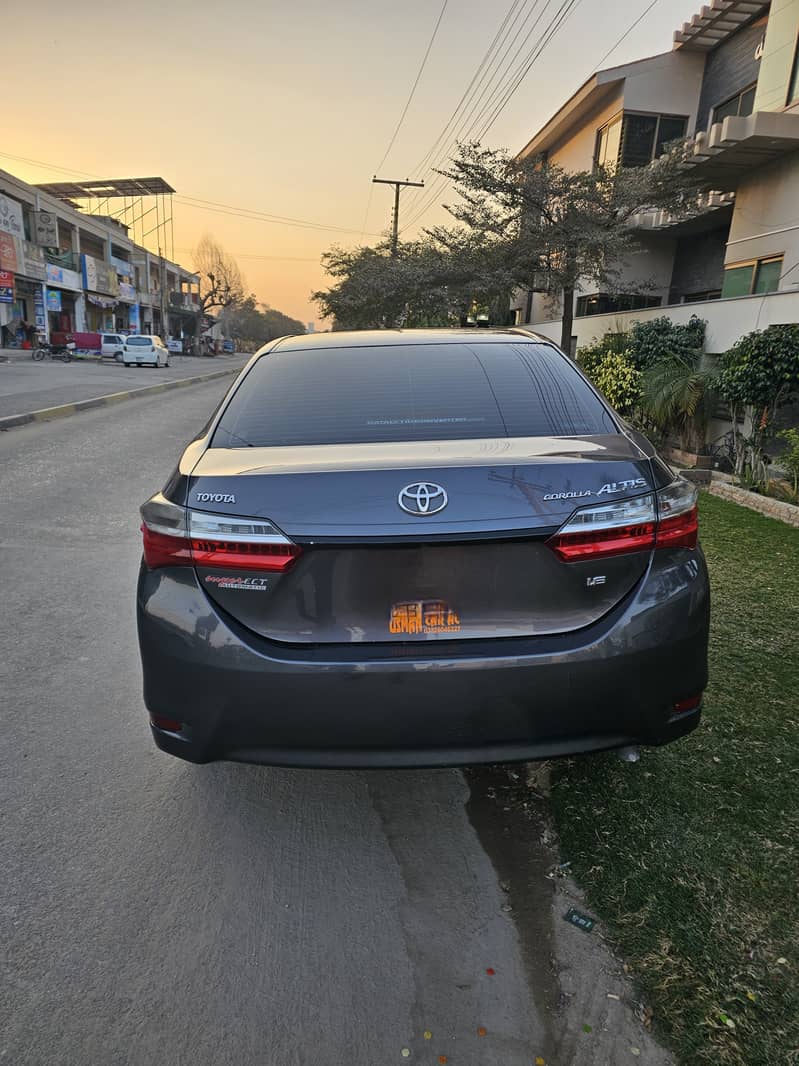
<box><xmin>642</xmin><ymin>352</ymin><xmax>718</xmax><ymax>454</ymax></box>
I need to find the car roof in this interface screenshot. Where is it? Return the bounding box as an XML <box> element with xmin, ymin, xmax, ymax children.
<box><xmin>266</xmin><ymin>328</ymin><xmax>558</xmax><ymax>355</ymax></box>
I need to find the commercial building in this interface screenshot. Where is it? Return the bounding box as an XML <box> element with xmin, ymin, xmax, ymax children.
<box><xmin>0</xmin><ymin>168</ymin><xmax>199</xmax><ymax>347</ymax></box>
<box><xmin>511</xmin><ymin>0</ymin><xmax>799</xmax><ymax>354</ymax></box>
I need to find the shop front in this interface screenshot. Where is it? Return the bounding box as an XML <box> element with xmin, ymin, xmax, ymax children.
<box><xmin>82</xmin><ymin>254</ymin><xmax>120</xmax><ymax>332</ymax></box>
<box><xmin>45</xmin><ymin>263</ymin><xmax>84</xmax><ymax>334</ymax></box>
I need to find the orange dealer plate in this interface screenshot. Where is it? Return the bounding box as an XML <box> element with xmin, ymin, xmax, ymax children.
<box><xmin>389</xmin><ymin>599</ymin><xmax>461</xmax><ymax>635</ymax></box>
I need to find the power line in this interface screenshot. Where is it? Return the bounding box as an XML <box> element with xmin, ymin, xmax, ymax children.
<box><xmin>374</xmin><ymin>0</ymin><xmax>450</xmax><ymax>175</ymax></box>
<box><xmin>0</xmin><ymin>150</ymin><xmax>377</xmax><ymax>239</ymax></box>
<box><xmin>399</xmin><ymin>0</ymin><xmax>556</xmax><ymax>225</ymax></box>
<box><xmin>589</xmin><ymin>0</ymin><xmax>663</xmax><ymax>74</ymax></box>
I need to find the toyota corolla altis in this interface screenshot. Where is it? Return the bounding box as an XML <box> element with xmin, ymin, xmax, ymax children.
<box><xmin>137</xmin><ymin>329</ymin><xmax>709</xmax><ymax>767</ymax></box>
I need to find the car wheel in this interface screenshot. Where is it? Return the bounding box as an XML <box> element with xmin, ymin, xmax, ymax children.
<box><xmin>165</xmin><ymin>360</ymin><xmax>170</xmax><ymax>367</ymax></box>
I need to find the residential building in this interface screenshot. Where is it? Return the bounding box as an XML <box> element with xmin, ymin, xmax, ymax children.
<box><xmin>0</xmin><ymin>167</ymin><xmax>199</xmax><ymax>347</ymax></box>
<box><xmin>511</xmin><ymin>0</ymin><xmax>799</xmax><ymax>354</ymax></box>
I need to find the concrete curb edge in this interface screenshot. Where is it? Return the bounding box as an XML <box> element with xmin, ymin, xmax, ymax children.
<box><xmin>0</xmin><ymin>368</ymin><xmax>239</xmax><ymax>432</ymax></box>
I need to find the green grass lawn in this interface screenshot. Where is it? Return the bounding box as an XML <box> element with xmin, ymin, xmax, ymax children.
<box><xmin>551</xmin><ymin>491</ymin><xmax>799</xmax><ymax>1066</ymax></box>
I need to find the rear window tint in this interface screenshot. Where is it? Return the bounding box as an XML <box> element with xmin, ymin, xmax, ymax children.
<box><xmin>212</xmin><ymin>342</ymin><xmax>616</xmax><ymax>448</ymax></box>
<box><xmin>127</xmin><ymin>337</ymin><xmax>152</xmax><ymax>346</ymax></box>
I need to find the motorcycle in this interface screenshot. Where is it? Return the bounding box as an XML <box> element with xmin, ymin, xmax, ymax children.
<box><xmin>32</xmin><ymin>334</ymin><xmax>76</xmax><ymax>363</ymax></box>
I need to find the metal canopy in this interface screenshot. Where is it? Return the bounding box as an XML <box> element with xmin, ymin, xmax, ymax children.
<box><xmin>34</xmin><ymin>177</ymin><xmax>176</xmax><ymax>200</ymax></box>
<box><xmin>672</xmin><ymin>0</ymin><xmax>767</xmax><ymax>51</ymax></box>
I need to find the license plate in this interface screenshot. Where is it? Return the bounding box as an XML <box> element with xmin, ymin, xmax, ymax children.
<box><xmin>389</xmin><ymin>599</ymin><xmax>461</xmax><ymax>635</ymax></box>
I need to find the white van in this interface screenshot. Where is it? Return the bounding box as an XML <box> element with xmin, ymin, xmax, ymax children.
<box><xmin>99</xmin><ymin>333</ymin><xmax>126</xmax><ymax>361</ymax></box>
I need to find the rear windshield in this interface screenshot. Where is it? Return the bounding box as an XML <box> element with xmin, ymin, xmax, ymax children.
<box><xmin>212</xmin><ymin>341</ymin><xmax>616</xmax><ymax>448</ymax></box>
<box><xmin>127</xmin><ymin>337</ymin><xmax>152</xmax><ymax>346</ymax></box>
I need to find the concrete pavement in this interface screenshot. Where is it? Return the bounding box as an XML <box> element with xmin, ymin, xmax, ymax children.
<box><xmin>0</xmin><ymin>382</ymin><xmax>670</xmax><ymax>1066</ymax></box>
<box><xmin>0</xmin><ymin>351</ymin><xmax>249</xmax><ymax>422</ymax></box>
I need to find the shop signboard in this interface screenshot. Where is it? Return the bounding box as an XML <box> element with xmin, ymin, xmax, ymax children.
<box><xmin>82</xmin><ymin>253</ymin><xmax>120</xmax><ymax>296</ymax></box>
<box><xmin>118</xmin><ymin>281</ymin><xmax>136</xmax><ymax>303</ymax></box>
<box><xmin>33</xmin><ymin>287</ymin><xmax>46</xmax><ymax>330</ymax></box>
<box><xmin>128</xmin><ymin>303</ymin><xmax>141</xmax><ymax>332</ymax></box>
<box><xmin>46</xmin><ymin>289</ymin><xmax>62</xmax><ymax>312</ymax></box>
<box><xmin>0</xmin><ymin>193</ymin><xmax>25</xmax><ymax>240</ymax></box>
<box><xmin>0</xmin><ymin>270</ymin><xmax>15</xmax><ymax>303</ymax></box>
<box><xmin>167</xmin><ymin>338</ymin><xmax>183</xmax><ymax>352</ymax></box>
<box><xmin>22</xmin><ymin>241</ymin><xmax>46</xmax><ymax>281</ymax></box>
<box><xmin>0</xmin><ymin>231</ymin><xmax>19</xmax><ymax>272</ymax></box>
<box><xmin>46</xmin><ymin>263</ymin><xmax>83</xmax><ymax>291</ymax></box>
<box><xmin>34</xmin><ymin>210</ymin><xmax>59</xmax><ymax>247</ymax></box>
<box><xmin>110</xmin><ymin>254</ymin><xmax>134</xmax><ymax>278</ymax></box>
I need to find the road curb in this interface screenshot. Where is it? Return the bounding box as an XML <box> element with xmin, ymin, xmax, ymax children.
<box><xmin>0</xmin><ymin>368</ymin><xmax>240</xmax><ymax>432</ymax></box>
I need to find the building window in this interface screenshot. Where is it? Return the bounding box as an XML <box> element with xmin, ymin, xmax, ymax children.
<box><xmin>788</xmin><ymin>35</ymin><xmax>799</xmax><ymax>104</ymax></box>
<box><xmin>595</xmin><ymin>113</ymin><xmax>687</xmax><ymax>169</ymax></box>
<box><xmin>595</xmin><ymin>115</ymin><xmax>622</xmax><ymax>168</ymax></box>
<box><xmin>721</xmin><ymin>255</ymin><xmax>783</xmax><ymax>298</ymax></box>
<box><xmin>712</xmin><ymin>84</ymin><xmax>757</xmax><ymax>125</ymax></box>
<box><xmin>575</xmin><ymin>293</ymin><xmax>662</xmax><ymax>317</ymax></box>
<box><xmin>683</xmin><ymin>290</ymin><xmax>722</xmax><ymax>303</ymax></box>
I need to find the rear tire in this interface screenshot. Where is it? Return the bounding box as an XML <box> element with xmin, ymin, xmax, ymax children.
<box><xmin>32</xmin><ymin>348</ymin><xmax>46</xmax><ymax>361</ymax></box>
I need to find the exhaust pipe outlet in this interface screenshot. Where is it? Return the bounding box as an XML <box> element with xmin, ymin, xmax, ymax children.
<box><xmin>617</xmin><ymin>745</ymin><xmax>641</xmax><ymax>763</ymax></box>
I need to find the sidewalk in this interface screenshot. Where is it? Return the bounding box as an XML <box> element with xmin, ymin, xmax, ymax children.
<box><xmin>0</xmin><ymin>351</ymin><xmax>250</xmax><ymax>430</ymax></box>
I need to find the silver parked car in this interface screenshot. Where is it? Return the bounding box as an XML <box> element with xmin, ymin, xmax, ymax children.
<box><xmin>137</xmin><ymin>329</ymin><xmax>709</xmax><ymax>768</ymax></box>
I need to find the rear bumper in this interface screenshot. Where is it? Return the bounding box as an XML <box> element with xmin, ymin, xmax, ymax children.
<box><xmin>136</xmin><ymin>550</ymin><xmax>709</xmax><ymax>768</ymax></box>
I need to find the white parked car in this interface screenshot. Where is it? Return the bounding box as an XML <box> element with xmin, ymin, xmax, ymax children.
<box><xmin>99</xmin><ymin>333</ymin><xmax>126</xmax><ymax>361</ymax></box>
<box><xmin>122</xmin><ymin>335</ymin><xmax>170</xmax><ymax>368</ymax></box>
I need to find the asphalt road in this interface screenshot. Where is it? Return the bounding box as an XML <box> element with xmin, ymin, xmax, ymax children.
<box><xmin>0</xmin><ymin>353</ymin><xmax>249</xmax><ymax>420</ymax></box>
<box><xmin>0</xmin><ymin>381</ymin><xmax>668</xmax><ymax>1066</ymax></box>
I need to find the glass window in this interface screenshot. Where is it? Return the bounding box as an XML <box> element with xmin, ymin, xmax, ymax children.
<box><xmin>753</xmin><ymin>258</ymin><xmax>782</xmax><ymax>293</ymax></box>
<box><xmin>126</xmin><ymin>337</ymin><xmax>153</xmax><ymax>346</ymax></box>
<box><xmin>655</xmin><ymin>116</ymin><xmax>688</xmax><ymax>156</ymax></box>
<box><xmin>211</xmin><ymin>342</ymin><xmax>616</xmax><ymax>448</ymax></box>
<box><xmin>595</xmin><ymin>116</ymin><xmax>622</xmax><ymax>168</ymax></box>
<box><xmin>621</xmin><ymin>114</ymin><xmax>658</xmax><ymax>167</ymax></box>
<box><xmin>721</xmin><ymin>264</ymin><xmax>755</xmax><ymax>297</ymax></box>
<box><xmin>721</xmin><ymin>256</ymin><xmax>783</xmax><ymax>297</ymax></box>
<box><xmin>713</xmin><ymin>84</ymin><xmax>757</xmax><ymax>125</ymax></box>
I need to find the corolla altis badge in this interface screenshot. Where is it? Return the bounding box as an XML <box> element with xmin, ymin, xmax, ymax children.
<box><xmin>543</xmin><ymin>478</ymin><xmax>646</xmax><ymax>502</ymax></box>
<box><xmin>195</xmin><ymin>492</ymin><xmax>236</xmax><ymax>503</ymax></box>
<box><xmin>398</xmin><ymin>482</ymin><xmax>448</xmax><ymax>516</ymax></box>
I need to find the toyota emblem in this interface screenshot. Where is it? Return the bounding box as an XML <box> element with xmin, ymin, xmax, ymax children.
<box><xmin>398</xmin><ymin>482</ymin><xmax>448</xmax><ymax>516</ymax></box>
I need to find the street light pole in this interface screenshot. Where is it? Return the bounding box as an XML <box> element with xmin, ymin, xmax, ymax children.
<box><xmin>372</xmin><ymin>177</ymin><xmax>424</xmax><ymax>257</ymax></box>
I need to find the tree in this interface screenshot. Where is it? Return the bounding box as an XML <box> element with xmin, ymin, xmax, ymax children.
<box><xmin>219</xmin><ymin>295</ymin><xmax>305</xmax><ymax>349</ymax></box>
<box><xmin>436</xmin><ymin>142</ymin><xmax>694</xmax><ymax>352</ymax></box>
<box><xmin>717</xmin><ymin>325</ymin><xmax>799</xmax><ymax>485</ymax></box>
<box><xmin>313</xmin><ymin>231</ymin><xmax>516</xmax><ymax>330</ymax></box>
<box><xmin>191</xmin><ymin>235</ymin><xmax>245</xmax><ymax>350</ymax></box>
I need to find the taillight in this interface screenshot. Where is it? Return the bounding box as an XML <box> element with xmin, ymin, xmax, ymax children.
<box><xmin>547</xmin><ymin>478</ymin><xmax>698</xmax><ymax>561</ymax></box>
<box><xmin>140</xmin><ymin>494</ymin><xmax>301</xmax><ymax>572</ymax></box>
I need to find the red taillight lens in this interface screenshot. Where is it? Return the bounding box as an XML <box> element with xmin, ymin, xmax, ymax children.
<box><xmin>548</xmin><ymin>521</ymin><xmax>656</xmax><ymax>561</ymax></box>
<box><xmin>547</xmin><ymin>479</ymin><xmax>699</xmax><ymax>562</ymax></box>
<box><xmin>190</xmin><ymin>537</ymin><xmax>300</xmax><ymax>571</ymax></box>
<box><xmin>673</xmin><ymin>694</ymin><xmax>703</xmax><ymax>715</ymax></box>
<box><xmin>139</xmin><ymin>495</ymin><xmax>300</xmax><ymax>572</ymax></box>
<box><xmin>150</xmin><ymin>714</ymin><xmax>184</xmax><ymax>732</ymax></box>
<box><xmin>141</xmin><ymin>524</ymin><xmax>192</xmax><ymax>568</ymax></box>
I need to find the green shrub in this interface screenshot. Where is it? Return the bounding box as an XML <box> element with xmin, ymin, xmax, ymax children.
<box><xmin>578</xmin><ymin>347</ymin><xmax>642</xmax><ymax>417</ymax></box>
<box><xmin>627</xmin><ymin>315</ymin><xmax>706</xmax><ymax>370</ymax></box>
<box><xmin>777</xmin><ymin>427</ymin><xmax>799</xmax><ymax>495</ymax></box>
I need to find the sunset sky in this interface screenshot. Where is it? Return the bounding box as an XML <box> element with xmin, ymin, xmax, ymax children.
<box><xmin>5</xmin><ymin>0</ymin><xmax>686</xmax><ymax>327</ymax></box>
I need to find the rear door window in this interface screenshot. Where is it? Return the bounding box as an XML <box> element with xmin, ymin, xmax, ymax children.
<box><xmin>212</xmin><ymin>341</ymin><xmax>616</xmax><ymax>448</ymax></box>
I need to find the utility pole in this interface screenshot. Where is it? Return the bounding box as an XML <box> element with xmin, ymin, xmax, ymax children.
<box><xmin>372</xmin><ymin>177</ymin><xmax>424</xmax><ymax>256</ymax></box>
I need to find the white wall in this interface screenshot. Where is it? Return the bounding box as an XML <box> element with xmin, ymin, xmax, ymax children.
<box><xmin>546</xmin><ymin>90</ymin><xmax>623</xmax><ymax>170</ymax></box>
<box><xmin>754</xmin><ymin>0</ymin><xmax>799</xmax><ymax>113</ymax></box>
<box><xmin>724</xmin><ymin>152</ymin><xmax>799</xmax><ymax>283</ymax></box>
<box><xmin>621</xmin><ymin>51</ymin><xmax>706</xmax><ymax>132</ymax></box>
<box><xmin>528</xmin><ymin>288</ymin><xmax>799</xmax><ymax>353</ymax></box>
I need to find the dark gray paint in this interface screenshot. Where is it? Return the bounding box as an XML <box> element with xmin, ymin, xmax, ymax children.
<box><xmin>668</xmin><ymin>226</ymin><xmax>729</xmax><ymax>301</ymax></box>
<box><xmin>1</xmin><ymin>381</ymin><xmax>673</xmax><ymax>1066</ymax></box>
<box><xmin>695</xmin><ymin>17</ymin><xmax>766</xmax><ymax>131</ymax></box>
